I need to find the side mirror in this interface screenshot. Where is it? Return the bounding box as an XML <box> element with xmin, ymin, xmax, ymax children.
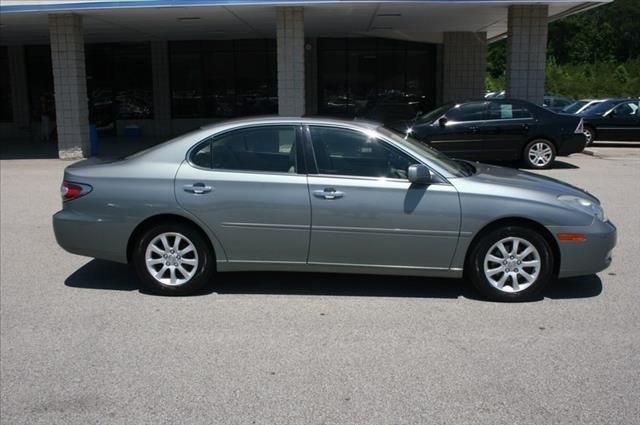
<box><xmin>408</xmin><ymin>164</ymin><xmax>434</xmax><ymax>184</ymax></box>
<box><xmin>438</xmin><ymin>117</ymin><xmax>448</xmax><ymax>128</ymax></box>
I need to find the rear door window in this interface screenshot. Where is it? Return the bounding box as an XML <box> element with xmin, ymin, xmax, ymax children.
<box><xmin>487</xmin><ymin>102</ymin><xmax>532</xmax><ymax>120</ymax></box>
<box><xmin>191</xmin><ymin>126</ymin><xmax>298</xmax><ymax>173</ymax></box>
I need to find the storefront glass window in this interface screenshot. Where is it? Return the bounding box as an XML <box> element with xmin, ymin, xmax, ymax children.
<box><xmin>169</xmin><ymin>40</ymin><xmax>277</xmax><ymax>119</ymax></box>
<box><xmin>0</xmin><ymin>47</ymin><xmax>12</xmax><ymax>123</ymax></box>
<box><xmin>318</xmin><ymin>38</ymin><xmax>437</xmax><ymax>122</ymax></box>
<box><xmin>85</xmin><ymin>42</ymin><xmax>153</xmax><ymax>132</ymax></box>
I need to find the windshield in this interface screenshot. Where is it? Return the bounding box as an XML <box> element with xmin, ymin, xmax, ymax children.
<box><xmin>562</xmin><ymin>100</ymin><xmax>587</xmax><ymax>114</ymax></box>
<box><xmin>581</xmin><ymin>100</ymin><xmax>615</xmax><ymax>115</ymax></box>
<box><xmin>417</xmin><ymin>103</ymin><xmax>453</xmax><ymax>123</ymax></box>
<box><xmin>378</xmin><ymin>127</ymin><xmax>470</xmax><ymax>177</ymax></box>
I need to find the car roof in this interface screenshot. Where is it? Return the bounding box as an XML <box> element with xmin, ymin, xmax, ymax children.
<box><xmin>199</xmin><ymin>115</ymin><xmax>380</xmax><ymax>131</ymax></box>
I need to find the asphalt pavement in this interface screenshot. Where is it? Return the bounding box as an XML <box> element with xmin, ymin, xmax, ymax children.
<box><xmin>1</xmin><ymin>146</ymin><xmax>639</xmax><ymax>424</ymax></box>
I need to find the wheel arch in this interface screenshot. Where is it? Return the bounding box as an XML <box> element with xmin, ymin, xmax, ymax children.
<box><xmin>526</xmin><ymin>135</ymin><xmax>557</xmax><ymax>150</ymax></box>
<box><xmin>126</xmin><ymin>213</ymin><xmax>218</xmax><ymax>266</ymax></box>
<box><xmin>464</xmin><ymin>217</ymin><xmax>561</xmax><ymax>277</ymax></box>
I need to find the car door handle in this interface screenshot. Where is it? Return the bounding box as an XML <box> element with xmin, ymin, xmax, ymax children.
<box><xmin>521</xmin><ymin>123</ymin><xmax>529</xmax><ymax>130</ymax></box>
<box><xmin>183</xmin><ymin>183</ymin><xmax>212</xmax><ymax>194</ymax></box>
<box><xmin>313</xmin><ymin>188</ymin><xmax>344</xmax><ymax>200</ymax></box>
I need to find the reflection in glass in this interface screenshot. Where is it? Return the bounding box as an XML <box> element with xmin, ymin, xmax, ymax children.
<box><xmin>318</xmin><ymin>38</ymin><xmax>436</xmax><ymax>123</ymax></box>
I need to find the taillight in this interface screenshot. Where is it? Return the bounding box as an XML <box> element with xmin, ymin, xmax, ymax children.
<box><xmin>575</xmin><ymin>118</ymin><xmax>584</xmax><ymax>134</ymax></box>
<box><xmin>61</xmin><ymin>181</ymin><xmax>92</xmax><ymax>201</ymax></box>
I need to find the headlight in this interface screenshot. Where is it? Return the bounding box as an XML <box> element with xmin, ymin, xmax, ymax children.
<box><xmin>558</xmin><ymin>195</ymin><xmax>606</xmax><ymax>221</ymax></box>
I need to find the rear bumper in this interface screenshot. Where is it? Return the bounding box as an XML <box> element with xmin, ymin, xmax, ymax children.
<box><xmin>53</xmin><ymin>209</ymin><xmax>129</xmax><ymax>263</ymax></box>
<box><xmin>550</xmin><ymin>219</ymin><xmax>617</xmax><ymax>278</ymax></box>
<box><xmin>557</xmin><ymin>133</ymin><xmax>587</xmax><ymax>156</ymax></box>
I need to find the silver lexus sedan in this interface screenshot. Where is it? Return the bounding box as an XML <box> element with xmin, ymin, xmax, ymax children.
<box><xmin>53</xmin><ymin>117</ymin><xmax>616</xmax><ymax>301</ymax></box>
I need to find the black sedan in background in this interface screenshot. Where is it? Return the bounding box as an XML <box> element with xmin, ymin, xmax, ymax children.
<box><xmin>388</xmin><ymin>99</ymin><xmax>586</xmax><ymax>169</ymax></box>
<box><xmin>578</xmin><ymin>99</ymin><xmax>640</xmax><ymax>145</ymax></box>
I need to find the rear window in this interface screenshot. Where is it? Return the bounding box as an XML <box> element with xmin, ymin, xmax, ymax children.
<box><xmin>190</xmin><ymin>126</ymin><xmax>297</xmax><ymax>173</ymax></box>
<box><xmin>487</xmin><ymin>102</ymin><xmax>532</xmax><ymax>120</ymax></box>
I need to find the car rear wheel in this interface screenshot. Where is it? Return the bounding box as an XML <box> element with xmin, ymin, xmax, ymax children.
<box><xmin>583</xmin><ymin>126</ymin><xmax>595</xmax><ymax>146</ymax></box>
<box><xmin>467</xmin><ymin>226</ymin><xmax>554</xmax><ymax>301</ymax></box>
<box><xmin>523</xmin><ymin>139</ymin><xmax>556</xmax><ymax>169</ymax></box>
<box><xmin>133</xmin><ymin>223</ymin><xmax>214</xmax><ymax>295</ymax></box>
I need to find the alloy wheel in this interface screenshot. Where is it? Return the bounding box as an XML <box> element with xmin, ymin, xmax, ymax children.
<box><xmin>528</xmin><ymin>141</ymin><xmax>554</xmax><ymax>167</ymax></box>
<box><xmin>483</xmin><ymin>237</ymin><xmax>541</xmax><ymax>293</ymax></box>
<box><xmin>583</xmin><ymin>128</ymin><xmax>594</xmax><ymax>146</ymax></box>
<box><xmin>145</xmin><ymin>232</ymin><xmax>199</xmax><ymax>286</ymax></box>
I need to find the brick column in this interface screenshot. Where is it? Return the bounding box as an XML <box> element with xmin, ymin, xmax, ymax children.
<box><xmin>304</xmin><ymin>37</ymin><xmax>318</xmax><ymax>115</ymax></box>
<box><xmin>276</xmin><ymin>7</ymin><xmax>305</xmax><ymax>117</ymax></box>
<box><xmin>151</xmin><ymin>41</ymin><xmax>172</xmax><ymax>138</ymax></box>
<box><xmin>506</xmin><ymin>5</ymin><xmax>548</xmax><ymax>104</ymax></box>
<box><xmin>49</xmin><ymin>13</ymin><xmax>90</xmax><ymax>159</ymax></box>
<box><xmin>442</xmin><ymin>32</ymin><xmax>487</xmax><ymax>103</ymax></box>
<box><xmin>7</xmin><ymin>46</ymin><xmax>30</xmax><ymax>128</ymax></box>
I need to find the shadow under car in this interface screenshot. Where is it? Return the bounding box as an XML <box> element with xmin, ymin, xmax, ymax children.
<box><xmin>65</xmin><ymin>259</ymin><xmax>603</xmax><ymax>301</ymax></box>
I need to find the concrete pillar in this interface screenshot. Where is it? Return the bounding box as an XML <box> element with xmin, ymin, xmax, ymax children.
<box><xmin>276</xmin><ymin>7</ymin><xmax>305</xmax><ymax>117</ymax></box>
<box><xmin>7</xmin><ymin>46</ymin><xmax>30</xmax><ymax>128</ymax></box>
<box><xmin>435</xmin><ymin>44</ymin><xmax>444</xmax><ymax>106</ymax></box>
<box><xmin>442</xmin><ymin>32</ymin><xmax>487</xmax><ymax>103</ymax></box>
<box><xmin>49</xmin><ymin>13</ymin><xmax>90</xmax><ymax>159</ymax></box>
<box><xmin>304</xmin><ymin>37</ymin><xmax>318</xmax><ymax>115</ymax></box>
<box><xmin>151</xmin><ymin>41</ymin><xmax>172</xmax><ymax>138</ymax></box>
<box><xmin>506</xmin><ymin>5</ymin><xmax>548</xmax><ymax>104</ymax></box>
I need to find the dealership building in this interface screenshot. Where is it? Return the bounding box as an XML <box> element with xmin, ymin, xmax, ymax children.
<box><xmin>0</xmin><ymin>0</ymin><xmax>608</xmax><ymax>159</ymax></box>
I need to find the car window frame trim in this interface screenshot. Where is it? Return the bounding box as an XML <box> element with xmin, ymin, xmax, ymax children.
<box><xmin>185</xmin><ymin>122</ymin><xmax>307</xmax><ymax>176</ymax></box>
<box><xmin>301</xmin><ymin>123</ymin><xmax>450</xmax><ymax>184</ymax></box>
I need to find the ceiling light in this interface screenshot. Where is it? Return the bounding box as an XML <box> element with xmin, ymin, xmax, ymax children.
<box><xmin>177</xmin><ymin>17</ymin><xmax>201</xmax><ymax>21</ymax></box>
<box><xmin>377</xmin><ymin>13</ymin><xmax>402</xmax><ymax>17</ymax></box>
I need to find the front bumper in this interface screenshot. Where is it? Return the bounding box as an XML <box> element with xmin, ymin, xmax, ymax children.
<box><xmin>549</xmin><ymin>219</ymin><xmax>617</xmax><ymax>278</ymax></box>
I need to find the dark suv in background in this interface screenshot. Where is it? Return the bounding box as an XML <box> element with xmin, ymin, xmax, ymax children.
<box><xmin>388</xmin><ymin>99</ymin><xmax>586</xmax><ymax>169</ymax></box>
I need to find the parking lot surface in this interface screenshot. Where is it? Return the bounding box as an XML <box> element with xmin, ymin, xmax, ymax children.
<box><xmin>1</xmin><ymin>146</ymin><xmax>639</xmax><ymax>424</ymax></box>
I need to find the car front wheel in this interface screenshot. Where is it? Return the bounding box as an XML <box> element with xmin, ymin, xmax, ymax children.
<box><xmin>133</xmin><ymin>223</ymin><xmax>214</xmax><ymax>295</ymax></box>
<box><xmin>468</xmin><ymin>226</ymin><xmax>554</xmax><ymax>301</ymax></box>
<box><xmin>523</xmin><ymin>139</ymin><xmax>556</xmax><ymax>169</ymax></box>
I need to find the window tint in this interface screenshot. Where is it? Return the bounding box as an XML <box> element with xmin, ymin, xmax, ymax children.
<box><xmin>309</xmin><ymin>126</ymin><xmax>414</xmax><ymax>179</ymax></box>
<box><xmin>487</xmin><ymin>102</ymin><xmax>532</xmax><ymax>120</ymax></box>
<box><xmin>613</xmin><ymin>102</ymin><xmax>638</xmax><ymax>116</ymax></box>
<box><xmin>192</xmin><ymin>126</ymin><xmax>297</xmax><ymax>173</ymax></box>
<box><xmin>191</xmin><ymin>143</ymin><xmax>212</xmax><ymax>168</ymax></box>
<box><xmin>446</xmin><ymin>102</ymin><xmax>486</xmax><ymax>122</ymax></box>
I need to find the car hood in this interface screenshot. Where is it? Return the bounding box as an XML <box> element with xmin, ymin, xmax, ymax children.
<box><xmin>459</xmin><ymin>162</ymin><xmax>599</xmax><ymax>204</ymax></box>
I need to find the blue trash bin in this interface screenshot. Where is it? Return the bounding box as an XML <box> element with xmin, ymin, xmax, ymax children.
<box><xmin>89</xmin><ymin>124</ymin><xmax>98</xmax><ymax>156</ymax></box>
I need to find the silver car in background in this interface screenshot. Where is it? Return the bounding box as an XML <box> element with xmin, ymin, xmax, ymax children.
<box><xmin>53</xmin><ymin>117</ymin><xmax>616</xmax><ymax>301</ymax></box>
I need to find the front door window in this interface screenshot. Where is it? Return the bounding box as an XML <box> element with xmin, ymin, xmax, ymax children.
<box><xmin>308</xmin><ymin>126</ymin><xmax>414</xmax><ymax>179</ymax></box>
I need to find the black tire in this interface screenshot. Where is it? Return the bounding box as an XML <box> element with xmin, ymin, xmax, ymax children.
<box><xmin>132</xmin><ymin>222</ymin><xmax>214</xmax><ymax>295</ymax></box>
<box><xmin>583</xmin><ymin>125</ymin><xmax>596</xmax><ymax>146</ymax></box>
<box><xmin>522</xmin><ymin>139</ymin><xmax>556</xmax><ymax>169</ymax></box>
<box><xmin>467</xmin><ymin>226</ymin><xmax>554</xmax><ymax>302</ymax></box>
